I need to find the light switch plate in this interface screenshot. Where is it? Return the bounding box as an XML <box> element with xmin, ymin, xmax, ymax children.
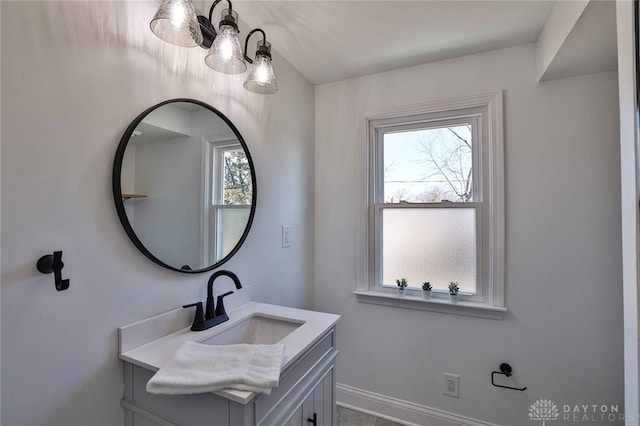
<box><xmin>282</xmin><ymin>225</ymin><xmax>291</xmax><ymax>248</ymax></box>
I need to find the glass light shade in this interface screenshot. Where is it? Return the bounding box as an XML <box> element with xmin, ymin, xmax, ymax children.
<box><xmin>150</xmin><ymin>0</ymin><xmax>203</xmax><ymax>47</ymax></box>
<box><xmin>204</xmin><ymin>24</ymin><xmax>247</xmax><ymax>74</ymax></box>
<box><xmin>244</xmin><ymin>54</ymin><xmax>278</xmax><ymax>94</ymax></box>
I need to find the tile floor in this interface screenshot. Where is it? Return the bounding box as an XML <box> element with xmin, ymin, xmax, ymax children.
<box><xmin>337</xmin><ymin>406</ymin><xmax>404</xmax><ymax>426</ymax></box>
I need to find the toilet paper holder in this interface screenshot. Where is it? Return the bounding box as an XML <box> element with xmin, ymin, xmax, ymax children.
<box><xmin>491</xmin><ymin>363</ymin><xmax>527</xmax><ymax>391</ymax></box>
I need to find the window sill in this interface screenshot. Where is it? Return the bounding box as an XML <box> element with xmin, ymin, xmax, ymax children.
<box><xmin>354</xmin><ymin>290</ymin><xmax>507</xmax><ymax>320</ymax></box>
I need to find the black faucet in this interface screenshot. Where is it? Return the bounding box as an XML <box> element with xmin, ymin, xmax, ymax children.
<box><xmin>183</xmin><ymin>270</ymin><xmax>243</xmax><ymax>332</ymax></box>
<box><xmin>206</xmin><ymin>270</ymin><xmax>242</xmax><ymax>319</ymax></box>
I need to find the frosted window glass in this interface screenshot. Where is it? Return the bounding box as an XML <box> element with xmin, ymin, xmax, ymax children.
<box><xmin>382</xmin><ymin>208</ymin><xmax>476</xmax><ymax>293</ymax></box>
<box><xmin>216</xmin><ymin>207</ymin><xmax>251</xmax><ymax>260</ymax></box>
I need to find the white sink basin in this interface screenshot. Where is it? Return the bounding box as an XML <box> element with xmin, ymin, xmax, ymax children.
<box><xmin>198</xmin><ymin>314</ymin><xmax>304</xmax><ymax>346</ymax></box>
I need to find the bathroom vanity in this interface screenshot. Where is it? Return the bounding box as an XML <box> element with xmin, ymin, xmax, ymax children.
<box><xmin>118</xmin><ymin>292</ymin><xmax>340</xmax><ymax>426</ymax></box>
<box><xmin>113</xmin><ymin>100</ymin><xmax>337</xmax><ymax>425</ymax></box>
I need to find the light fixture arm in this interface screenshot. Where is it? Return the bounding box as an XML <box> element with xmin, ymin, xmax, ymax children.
<box><xmin>208</xmin><ymin>0</ymin><xmax>223</xmax><ymax>22</ymax></box>
<box><xmin>197</xmin><ymin>0</ymin><xmax>236</xmax><ymax>49</ymax></box>
<box><xmin>208</xmin><ymin>0</ymin><xmax>234</xmax><ymax>26</ymax></box>
<box><xmin>243</xmin><ymin>28</ymin><xmax>269</xmax><ymax>64</ymax></box>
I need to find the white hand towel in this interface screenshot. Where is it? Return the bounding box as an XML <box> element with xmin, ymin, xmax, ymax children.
<box><xmin>146</xmin><ymin>341</ymin><xmax>285</xmax><ymax>395</ymax></box>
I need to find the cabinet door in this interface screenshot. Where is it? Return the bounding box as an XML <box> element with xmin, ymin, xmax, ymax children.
<box><xmin>284</xmin><ymin>393</ymin><xmax>312</xmax><ymax>426</ymax></box>
<box><xmin>302</xmin><ymin>391</ymin><xmax>315</xmax><ymax>426</ymax></box>
<box><xmin>261</xmin><ymin>345</ymin><xmax>337</xmax><ymax>426</ymax></box>
<box><xmin>319</xmin><ymin>370</ymin><xmax>335</xmax><ymax>425</ymax></box>
<box><xmin>309</xmin><ymin>368</ymin><xmax>335</xmax><ymax>426</ymax></box>
<box><xmin>291</xmin><ymin>369</ymin><xmax>334</xmax><ymax>426</ymax></box>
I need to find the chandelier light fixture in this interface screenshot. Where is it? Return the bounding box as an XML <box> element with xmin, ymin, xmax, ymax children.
<box><xmin>150</xmin><ymin>0</ymin><xmax>278</xmax><ymax>94</ymax></box>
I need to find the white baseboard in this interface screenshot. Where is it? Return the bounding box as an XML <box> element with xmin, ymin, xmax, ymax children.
<box><xmin>336</xmin><ymin>383</ymin><xmax>500</xmax><ymax>426</ymax></box>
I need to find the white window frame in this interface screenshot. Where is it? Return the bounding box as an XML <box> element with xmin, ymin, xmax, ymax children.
<box><xmin>200</xmin><ymin>137</ymin><xmax>249</xmax><ymax>265</ymax></box>
<box><xmin>355</xmin><ymin>91</ymin><xmax>506</xmax><ymax>320</ymax></box>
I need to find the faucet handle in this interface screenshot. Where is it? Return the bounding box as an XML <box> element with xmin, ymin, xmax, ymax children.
<box><xmin>215</xmin><ymin>291</ymin><xmax>235</xmax><ymax>317</ymax></box>
<box><xmin>183</xmin><ymin>302</ymin><xmax>206</xmax><ymax>331</ymax></box>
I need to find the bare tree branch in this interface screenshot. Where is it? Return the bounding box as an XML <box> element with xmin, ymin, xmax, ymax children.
<box><xmin>415</xmin><ymin>127</ymin><xmax>473</xmax><ymax>202</ymax></box>
<box><xmin>448</xmin><ymin>126</ymin><xmax>472</xmax><ymax>149</ymax></box>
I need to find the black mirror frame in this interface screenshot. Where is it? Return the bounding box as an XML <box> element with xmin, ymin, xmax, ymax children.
<box><xmin>112</xmin><ymin>98</ymin><xmax>257</xmax><ymax>273</ymax></box>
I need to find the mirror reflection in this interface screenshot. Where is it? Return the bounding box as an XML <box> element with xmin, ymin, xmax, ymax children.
<box><xmin>114</xmin><ymin>99</ymin><xmax>256</xmax><ymax>273</ymax></box>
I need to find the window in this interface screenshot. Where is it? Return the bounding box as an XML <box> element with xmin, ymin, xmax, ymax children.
<box><xmin>202</xmin><ymin>139</ymin><xmax>252</xmax><ymax>265</ymax></box>
<box><xmin>356</xmin><ymin>92</ymin><xmax>506</xmax><ymax>319</ymax></box>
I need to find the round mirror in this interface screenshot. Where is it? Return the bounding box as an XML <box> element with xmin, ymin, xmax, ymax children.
<box><xmin>113</xmin><ymin>99</ymin><xmax>256</xmax><ymax>273</ymax></box>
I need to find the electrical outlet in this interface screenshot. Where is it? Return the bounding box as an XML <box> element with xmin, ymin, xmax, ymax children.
<box><xmin>444</xmin><ymin>373</ymin><xmax>459</xmax><ymax>398</ymax></box>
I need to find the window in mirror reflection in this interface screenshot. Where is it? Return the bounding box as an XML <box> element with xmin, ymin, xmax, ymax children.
<box><xmin>205</xmin><ymin>141</ymin><xmax>252</xmax><ymax>264</ymax></box>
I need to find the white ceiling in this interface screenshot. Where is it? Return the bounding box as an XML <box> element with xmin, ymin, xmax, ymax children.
<box><xmin>231</xmin><ymin>0</ymin><xmax>557</xmax><ymax>84</ymax></box>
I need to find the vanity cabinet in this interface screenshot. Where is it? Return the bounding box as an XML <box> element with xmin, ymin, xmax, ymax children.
<box><xmin>281</xmin><ymin>371</ymin><xmax>334</xmax><ymax>426</ymax></box>
<box><xmin>121</xmin><ymin>328</ymin><xmax>338</xmax><ymax>426</ymax></box>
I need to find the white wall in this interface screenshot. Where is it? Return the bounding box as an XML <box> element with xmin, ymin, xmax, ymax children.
<box><xmin>315</xmin><ymin>44</ymin><xmax>623</xmax><ymax>425</ymax></box>
<box><xmin>0</xmin><ymin>0</ymin><xmax>3</xmax><ymax>420</ymax></box>
<box><xmin>616</xmin><ymin>0</ymin><xmax>640</xmax><ymax>423</ymax></box>
<box><xmin>0</xmin><ymin>2</ymin><xmax>315</xmax><ymax>425</ymax></box>
<box><xmin>134</xmin><ymin>134</ymin><xmax>201</xmax><ymax>267</ymax></box>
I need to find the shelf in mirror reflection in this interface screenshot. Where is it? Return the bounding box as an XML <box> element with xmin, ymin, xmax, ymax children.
<box><xmin>121</xmin><ymin>194</ymin><xmax>148</xmax><ymax>200</ymax></box>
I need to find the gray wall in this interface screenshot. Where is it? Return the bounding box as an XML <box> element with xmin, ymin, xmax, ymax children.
<box><xmin>315</xmin><ymin>44</ymin><xmax>623</xmax><ymax>425</ymax></box>
<box><xmin>1</xmin><ymin>1</ymin><xmax>314</xmax><ymax>425</ymax></box>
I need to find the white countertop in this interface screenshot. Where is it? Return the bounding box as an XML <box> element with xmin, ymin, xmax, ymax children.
<box><xmin>119</xmin><ymin>300</ymin><xmax>340</xmax><ymax>404</ymax></box>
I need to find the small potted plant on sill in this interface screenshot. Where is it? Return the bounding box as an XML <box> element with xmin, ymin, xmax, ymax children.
<box><xmin>396</xmin><ymin>278</ymin><xmax>408</xmax><ymax>297</ymax></box>
<box><xmin>448</xmin><ymin>281</ymin><xmax>460</xmax><ymax>303</ymax></box>
<box><xmin>422</xmin><ymin>281</ymin><xmax>432</xmax><ymax>299</ymax></box>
